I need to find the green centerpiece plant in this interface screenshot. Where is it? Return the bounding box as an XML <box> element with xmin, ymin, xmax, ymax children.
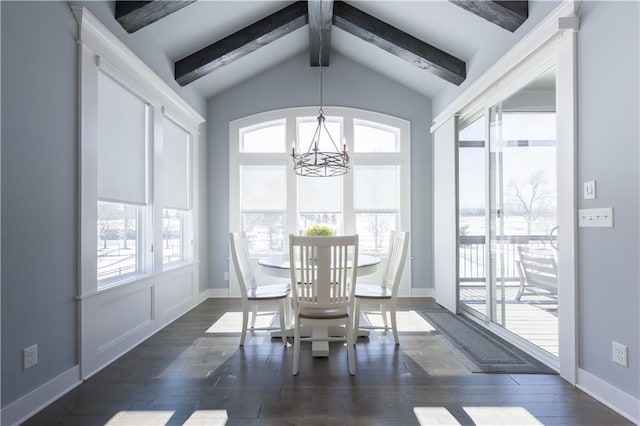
<box><xmin>304</xmin><ymin>224</ymin><xmax>334</xmax><ymax>236</ymax></box>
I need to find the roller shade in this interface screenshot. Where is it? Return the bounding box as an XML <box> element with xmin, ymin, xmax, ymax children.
<box><xmin>97</xmin><ymin>71</ymin><xmax>148</xmax><ymax>205</ymax></box>
<box><xmin>163</xmin><ymin>118</ymin><xmax>191</xmax><ymax>210</ymax></box>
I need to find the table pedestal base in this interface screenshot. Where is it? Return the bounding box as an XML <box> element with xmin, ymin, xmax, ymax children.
<box><xmin>271</xmin><ymin>326</ymin><xmax>369</xmax><ymax>357</ymax></box>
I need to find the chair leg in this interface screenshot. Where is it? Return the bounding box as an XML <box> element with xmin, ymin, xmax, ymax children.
<box><xmin>240</xmin><ymin>302</ymin><xmax>249</xmax><ymax>346</ymax></box>
<box><xmin>390</xmin><ymin>302</ymin><xmax>399</xmax><ymax>345</ymax></box>
<box><xmin>250</xmin><ymin>305</ymin><xmax>258</xmax><ymax>329</ymax></box>
<box><xmin>353</xmin><ymin>298</ymin><xmax>361</xmax><ymax>344</ymax></box>
<box><xmin>347</xmin><ymin>319</ymin><xmax>356</xmax><ymax>375</ymax></box>
<box><xmin>278</xmin><ymin>301</ymin><xmax>287</xmax><ymax>345</ymax></box>
<box><xmin>381</xmin><ymin>303</ymin><xmax>389</xmax><ymax>328</ymax></box>
<box><xmin>292</xmin><ymin>317</ymin><xmax>300</xmax><ymax>375</ymax></box>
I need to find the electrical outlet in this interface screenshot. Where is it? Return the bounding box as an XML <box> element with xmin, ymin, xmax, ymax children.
<box><xmin>23</xmin><ymin>344</ymin><xmax>38</xmax><ymax>370</ymax></box>
<box><xmin>612</xmin><ymin>341</ymin><xmax>627</xmax><ymax>367</ymax></box>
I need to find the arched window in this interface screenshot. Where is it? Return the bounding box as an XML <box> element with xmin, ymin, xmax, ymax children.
<box><xmin>230</xmin><ymin>107</ymin><xmax>410</xmax><ymax>255</ymax></box>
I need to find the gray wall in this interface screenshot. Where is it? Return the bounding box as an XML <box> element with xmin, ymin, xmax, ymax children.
<box><xmin>208</xmin><ymin>52</ymin><xmax>432</xmax><ymax>291</ymax></box>
<box><xmin>576</xmin><ymin>0</ymin><xmax>639</xmax><ymax>398</ymax></box>
<box><xmin>434</xmin><ymin>0</ymin><xmax>640</xmax><ymax>400</ymax></box>
<box><xmin>1</xmin><ymin>1</ymin><xmax>207</xmax><ymax>407</ymax></box>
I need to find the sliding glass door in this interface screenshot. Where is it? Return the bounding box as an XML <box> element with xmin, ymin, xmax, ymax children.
<box><xmin>459</xmin><ymin>67</ymin><xmax>559</xmax><ymax>358</ymax></box>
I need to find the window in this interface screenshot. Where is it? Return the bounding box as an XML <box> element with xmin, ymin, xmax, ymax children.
<box><xmin>96</xmin><ymin>70</ymin><xmax>150</xmax><ymax>285</ymax></box>
<box><xmin>162</xmin><ymin>208</ymin><xmax>187</xmax><ymax>264</ymax></box>
<box><xmin>230</xmin><ymin>107</ymin><xmax>410</xmax><ymax>257</ymax></box>
<box><xmin>81</xmin><ymin>54</ymin><xmax>201</xmax><ymax>290</ymax></box>
<box><xmin>354</xmin><ymin>165</ymin><xmax>399</xmax><ymax>252</ymax></box>
<box><xmin>162</xmin><ymin>116</ymin><xmax>193</xmax><ymax>265</ymax></box>
<box><xmin>298</xmin><ymin>175</ymin><xmax>343</xmax><ymax>234</ymax></box>
<box><xmin>354</xmin><ymin>120</ymin><xmax>399</xmax><ymax>152</ymax></box>
<box><xmin>241</xmin><ymin>120</ymin><xmax>285</xmax><ymax>153</ymax></box>
<box><xmin>97</xmin><ymin>201</ymin><xmax>142</xmax><ymax>281</ymax></box>
<box><xmin>240</xmin><ymin>165</ymin><xmax>286</xmax><ymax>253</ymax></box>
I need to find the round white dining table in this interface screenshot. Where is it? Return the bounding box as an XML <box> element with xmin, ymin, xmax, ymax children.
<box><xmin>258</xmin><ymin>253</ymin><xmax>381</xmax><ymax>357</ymax></box>
<box><xmin>258</xmin><ymin>254</ymin><xmax>381</xmax><ymax>278</ymax></box>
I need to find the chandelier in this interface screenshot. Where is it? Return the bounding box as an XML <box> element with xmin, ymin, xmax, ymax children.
<box><xmin>291</xmin><ymin>1</ymin><xmax>350</xmax><ymax>177</ymax></box>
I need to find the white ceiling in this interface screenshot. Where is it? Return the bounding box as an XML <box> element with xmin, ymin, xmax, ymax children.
<box><xmin>140</xmin><ymin>0</ymin><xmax>558</xmax><ymax>101</ymax></box>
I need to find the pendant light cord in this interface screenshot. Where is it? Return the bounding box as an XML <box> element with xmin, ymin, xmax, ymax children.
<box><xmin>318</xmin><ymin>0</ymin><xmax>323</xmax><ymax>115</ymax></box>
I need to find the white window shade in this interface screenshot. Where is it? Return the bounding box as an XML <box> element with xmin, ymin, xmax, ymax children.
<box><xmin>298</xmin><ymin>175</ymin><xmax>342</xmax><ymax>212</ymax></box>
<box><xmin>354</xmin><ymin>165</ymin><xmax>399</xmax><ymax>210</ymax></box>
<box><xmin>163</xmin><ymin>118</ymin><xmax>191</xmax><ymax>210</ymax></box>
<box><xmin>97</xmin><ymin>71</ymin><xmax>148</xmax><ymax>205</ymax></box>
<box><xmin>241</xmin><ymin>166</ymin><xmax>286</xmax><ymax>210</ymax></box>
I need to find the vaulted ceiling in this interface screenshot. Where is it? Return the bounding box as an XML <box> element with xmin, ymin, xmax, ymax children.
<box><xmin>113</xmin><ymin>1</ymin><xmax>555</xmax><ymax>101</ymax></box>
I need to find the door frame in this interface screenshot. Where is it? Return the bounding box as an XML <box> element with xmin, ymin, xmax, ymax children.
<box><xmin>432</xmin><ymin>2</ymin><xmax>579</xmax><ymax>383</ymax></box>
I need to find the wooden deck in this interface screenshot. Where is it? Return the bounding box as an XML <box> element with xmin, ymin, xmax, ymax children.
<box><xmin>460</xmin><ymin>285</ymin><xmax>559</xmax><ymax>356</ymax></box>
<box><xmin>24</xmin><ymin>297</ymin><xmax>628</xmax><ymax>426</ymax></box>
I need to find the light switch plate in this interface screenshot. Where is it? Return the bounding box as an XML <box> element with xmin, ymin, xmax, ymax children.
<box><xmin>579</xmin><ymin>207</ymin><xmax>613</xmax><ymax>227</ymax></box>
<box><xmin>584</xmin><ymin>181</ymin><xmax>596</xmax><ymax>200</ymax></box>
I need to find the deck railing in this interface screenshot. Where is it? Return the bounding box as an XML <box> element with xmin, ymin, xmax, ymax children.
<box><xmin>459</xmin><ymin>235</ymin><xmax>555</xmax><ymax>282</ymax></box>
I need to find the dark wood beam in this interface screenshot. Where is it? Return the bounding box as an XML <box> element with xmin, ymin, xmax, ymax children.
<box><xmin>449</xmin><ymin>1</ymin><xmax>528</xmax><ymax>32</ymax></box>
<box><xmin>333</xmin><ymin>2</ymin><xmax>466</xmax><ymax>86</ymax></box>
<box><xmin>115</xmin><ymin>1</ymin><xmax>196</xmax><ymax>33</ymax></box>
<box><xmin>308</xmin><ymin>0</ymin><xmax>333</xmax><ymax>66</ymax></box>
<box><xmin>175</xmin><ymin>1</ymin><xmax>308</xmax><ymax>86</ymax></box>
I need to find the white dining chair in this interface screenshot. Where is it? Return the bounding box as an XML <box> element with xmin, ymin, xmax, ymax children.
<box><xmin>289</xmin><ymin>234</ymin><xmax>359</xmax><ymax>375</ymax></box>
<box><xmin>229</xmin><ymin>232</ymin><xmax>290</xmax><ymax>346</ymax></box>
<box><xmin>353</xmin><ymin>231</ymin><xmax>410</xmax><ymax>345</ymax></box>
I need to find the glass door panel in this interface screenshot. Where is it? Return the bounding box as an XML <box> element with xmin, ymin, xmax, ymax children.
<box><xmin>488</xmin><ymin>67</ymin><xmax>559</xmax><ymax>357</ymax></box>
<box><xmin>458</xmin><ymin>116</ymin><xmax>488</xmax><ymax>319</ymax></box>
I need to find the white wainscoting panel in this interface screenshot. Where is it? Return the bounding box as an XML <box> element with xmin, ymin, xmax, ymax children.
<box><xmin>155</xmin><ymin>267</ymin><xmax>196</xmax><ymax>325</ymax></box>
<box><xmin>81</xmin><ymin>265</ymin><xmax>203</xmax><ymax>379</ymax></box>
<box><xmin>98</xmin><ymin>283</ymin><xmax>153</xmax><ymax>352</ymax></box>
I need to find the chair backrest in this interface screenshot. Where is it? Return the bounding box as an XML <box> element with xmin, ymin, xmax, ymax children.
<box><xmin>381</xmin><ymin>231</ymin><xmax>410</xmax><ymax>296</ymax></box>
<box><xmin>229</xmin><ymin>232</ymin><xmax>256</xmax><ymax>300</ymax></box>
<box><xmin>289</xmin><ymin>234</ymin><xmax>359</xmax><ymax>310</ymax></box>
<box><xmin>517</xmin><ymin>246</ymin><xmax>557</xmax><ymax>292</ymax></box>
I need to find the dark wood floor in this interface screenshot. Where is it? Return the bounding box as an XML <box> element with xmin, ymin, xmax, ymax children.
<box><xmin>25</xmin><ymin>298</ymin><xmax>630</xmax><ymax>425</ymax></box>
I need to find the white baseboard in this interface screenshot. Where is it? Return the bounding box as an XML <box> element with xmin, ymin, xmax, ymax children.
<box><xmin>3</xmin><ymin>288</ymin><xmax>213</xmax><ymax>425</ymax></box>
<box><xmin>410</xmin><ymin>288</ymin><xmax>434</xmax><ymax>298</ymax></box>
<box><xmin>208</xmin><ymin>288</ymin><xmax>231</xmax><ymax>298</ymax></box>
<box><xmin>1</xmin><ymin>366</ymin><xmax>81</xmax><ymax>426</ymax></box>
<box><xmin>577</xmin><ymin>368</ymin><xmax>639</xmax><ymax>424</ymax></box>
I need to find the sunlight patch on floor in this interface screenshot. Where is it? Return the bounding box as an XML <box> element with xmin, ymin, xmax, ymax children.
<box><xmin>105</xmin><ymin>410</ymin><xmax>229</xmax><ymax>426</ymax></box>
<box><xmin>363</xmin><ymin>310</ymin><xmax>436</xmax><ymax>332</ymax></box>
<box><xmin>463</xmin><ymin>406</ymin><xmax>543</xmax><ymax>425</ymax></box>
<box><xmin>106</xmin><ymin>411</ymin><xmax>175</xmax><ymax>425</ymax></box>
<box><xmin>206</xmin><ymin>311</ymin><xmax>277</xmax><ymax>333</ymax></box>
<box><xmin>414</xmin><ymin>406</ymin><xmax>461</xmax><ymax>425</ymax></box>
<box><xmin>184</xmin><ymin>410</ymin><xmax>229</xmax><ymax>425</ymax></box>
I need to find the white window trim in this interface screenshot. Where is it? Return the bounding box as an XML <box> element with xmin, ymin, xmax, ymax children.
<box><xmin>73</xmin><ymin>6</ymin><xmax>205</xmax><ymax>378</ymax></box>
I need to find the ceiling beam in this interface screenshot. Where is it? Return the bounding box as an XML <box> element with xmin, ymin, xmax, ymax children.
<box><xmin>333</xmin><ymin>2</ymin><xmax>466</xmax><ymax>86</ymax></box>
<box><xmin>449</xmin><ymin>1</ymin><xmax>528</xmax><ymax>32</ymax></box>
<box><xmin>115</xmin><ymin>1</ymin><xmax>196</xmax><ymax>33</ymax></box>
<box><xmin>308</xmin><ymin>0</ymin><xmax>334</xmax><ymax>66</ymax></box>
<box><xmin>175</xmin><ymin>1</ymin><xmax>308</xmax><ymax>86</ymax></box>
